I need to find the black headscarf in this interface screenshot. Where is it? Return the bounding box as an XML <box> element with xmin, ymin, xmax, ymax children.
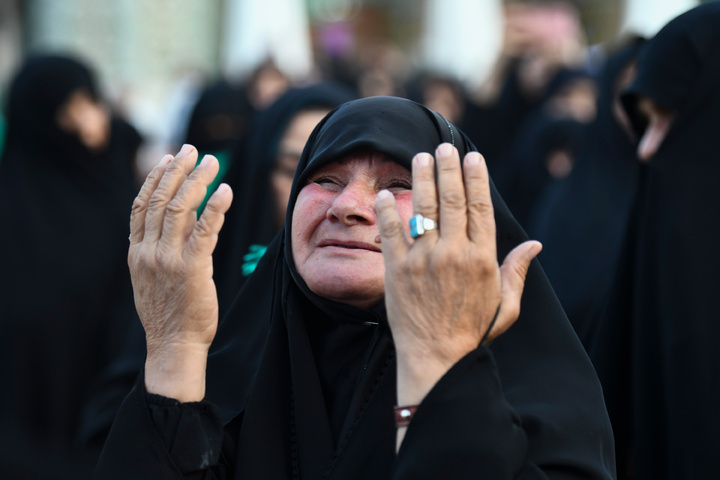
<box><xmin>213</xmin><ymin>82</ymin><xmax>356</xmax><ymax>315</ymax></box>
<box><xmin>588</xmin><ymin>4</ymin><xmax>720</xmax><ymax>479</ymax></box>
<box><xmin>198</xmin><ymin>96</ymin><xmax>614</xmax><ymax>479</ymax></box>
<box><xmin>528</xmin><ymin>39</ymin><xmax>643</xmax><ymax>343</ymax></box>
<box><xmin>0</xmin><ymin>54</ymin><xmax>141</xmax><ymax>477</ymax></box>
<box><xmin>183</xmin><ymin>79</ymin><xmax>252</xmax><ymax>155</ymax></box>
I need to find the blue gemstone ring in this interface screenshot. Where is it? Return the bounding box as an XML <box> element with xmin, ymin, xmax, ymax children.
<box><xmin>409</xmin><ymin>214</ymin><xmax>438</xmax><ymax>239</ymax></box>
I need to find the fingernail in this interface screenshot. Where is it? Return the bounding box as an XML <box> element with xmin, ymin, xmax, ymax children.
<box><xmin>437</xmin><ymin>143</ymin><xmax>453</xmax><ymax>158</ymax></box>
<box><xmin>158</xmin><ymin>154</ymin><xmax>173</xmax><ymax>166</ymax></box>
<box><xmin>415</xmin><ymin>153</ymin><xmax>431</xmax><ymax>166</ymax></box>
<box><xmin>377</xmin><ymin>189</ymin><xmax>392</xmax><ymax>201</ymax></box>
<box><xmin>465</xmin><ymin>152</ymin><xmax>481</xmax><ymax>165</ymax></box>
<box><xmin>199</xmin><ymin>155</ymin><xmax>213</xmax><ymax>167</ymax></box>
<box><xmin>178</xmin><ymin>144</ymin><xmax>193</xmax><ymax>157</ymax></box>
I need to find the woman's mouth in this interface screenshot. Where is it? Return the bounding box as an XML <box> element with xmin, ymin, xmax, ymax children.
<box><xmin>317</xmin><ymin>239</ymin><xmax>381</xmax><ymax>252</ymax></box>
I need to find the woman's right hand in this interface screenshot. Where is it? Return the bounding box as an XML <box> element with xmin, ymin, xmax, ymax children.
<box><xmin>128</xmin><ymin>144</ymin><xmax>233</xmax><ymax>401</ymax></box>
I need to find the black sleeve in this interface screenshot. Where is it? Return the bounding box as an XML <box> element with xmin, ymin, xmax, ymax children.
<box><xmin>93</xmin><ymin>374</ymin><xmax>226</xmax><ymax>480</ymax></box>
<box><xmin>392</xmin><ymin>346</ymin><xmax>551</xmax><ymax>480</ymax></box>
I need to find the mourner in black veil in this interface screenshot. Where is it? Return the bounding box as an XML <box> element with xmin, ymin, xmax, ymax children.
<box><xmin>588</xmin><ymin>3</ymin><xmax>720</xmax><ymax>479</ymax></box>
<box><xmin>528</xmin><ymin>39</ymin><xmax>643</xmax><ymax>342</ymax></box>
<box><xmin>95</xmin><ymin>97</ymin><xmax>614</xmax><ymax>479</ymax></box>
<box><xmin>0</xmin><ymin>54</ymin><xmax>141</xmax><ymax>478</ymax></box>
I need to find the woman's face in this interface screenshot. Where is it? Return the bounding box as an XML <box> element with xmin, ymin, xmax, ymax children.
<box><xmin>291</xmin><ymin>152</ymin><xmax>413</xmax><ymax>308</ymax></box>
<box><xmin>56</xmin><ymin>90</ymin><xmax>110</xmax><ymax>151</ymax></box>
<box><xmin>271</xmin><ymin>109</ymin><xmax>330</xmax><ymax>228</ymax></box>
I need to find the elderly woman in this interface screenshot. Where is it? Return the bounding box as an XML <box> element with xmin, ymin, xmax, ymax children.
<box><xmin>95</xmin><ymin>97</ymin><xmax>614</xmax><ymax>479</ymax></box>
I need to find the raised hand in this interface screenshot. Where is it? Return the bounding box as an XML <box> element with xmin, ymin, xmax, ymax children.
<box><xmin>128</xmin><ymin>144</ymin><xmax>233</xmax><ymax>401</ymax></box>
<box><xmin>375</xmin><ymin>144</ymin><xmax>541</xmax><ymax>443</ymax></box>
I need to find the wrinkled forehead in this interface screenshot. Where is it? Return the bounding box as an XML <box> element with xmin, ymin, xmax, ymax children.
<box><xmin>303</xmin><ymin>151</ymin><xmax>410</xmax><ymax>181</ymax></box>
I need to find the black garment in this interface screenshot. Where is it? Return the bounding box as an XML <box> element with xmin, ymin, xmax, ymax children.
<box><xmin>500</xmin><ymin>114</ymin><xmax>588</xmax><ymax>229</ymax></box>
<box><xmin>95</xmin><ymin>97</ymin><xmax>615</xmax><ymax>480</ymax></box>
<box><xmin>462</xmin><ymin>62</ymin><xmax>574</xmax><ymax>186</ymax></box>
<box><xmin>490</xmin><ymin>68</ymin><xmax>595</xmax><ymax>225</ymax></box>
<box><xmin>0</xmin><ymin>54</ymin><xmax>142</xmax><ymax>478</ymax></box>
<box><xmin>588</xmin><ymin>5</ymin><xmax>720</xmax><ymax>479</ymax></box>
<box><xmin>461</xmin><ymin>59</ymin><xmax>539</xmax><ymax>175</ymax></box>
<box><xmin>214</xmin><ymin>82</ymin><xmax>356</xmax><ymax>315</ymax></box>
<box><xmin>528</xmin><ymin>40</ymin><xmax>643</xmax><ymax>343</ymax></box>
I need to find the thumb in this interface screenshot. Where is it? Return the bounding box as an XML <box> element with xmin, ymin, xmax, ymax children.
<box><xmin>488</xmin><ymin>241</ymin><xmax>542</xmax><ymax>342</ymax></box>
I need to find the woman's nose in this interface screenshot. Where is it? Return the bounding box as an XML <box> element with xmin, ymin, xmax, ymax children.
<box><xmin>326</xmin><ymin>181</ymin><xmax>377</xmax><ymax>226</ymax></box>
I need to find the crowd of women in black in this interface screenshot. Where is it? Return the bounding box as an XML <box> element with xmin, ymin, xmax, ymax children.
<box><xmin>1</xmin><ymin>2</ymin><xmax>719</xmax><ymax>478</ymax></box>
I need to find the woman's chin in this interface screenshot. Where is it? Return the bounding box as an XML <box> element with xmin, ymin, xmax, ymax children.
<box><xmin>304</xmin><ymin>274</ymin><xmax>384</xmax><ymax>308</ymax></box>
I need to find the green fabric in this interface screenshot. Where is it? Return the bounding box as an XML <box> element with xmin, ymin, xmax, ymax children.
<box><xmin>195</xmin><ymin>149</ymin><xmax>231</xmax><ymax>215</ymax></box>
<box><xmin>242</xmin><ymin>244</ymin><xmax>268</xmax><ymax>277</ymax></box>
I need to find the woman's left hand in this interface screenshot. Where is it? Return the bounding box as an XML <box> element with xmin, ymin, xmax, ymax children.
<box><xmin>375</xmin><ymin>143</ymin><xmax>541</xmax><ymax>424</ymax></box>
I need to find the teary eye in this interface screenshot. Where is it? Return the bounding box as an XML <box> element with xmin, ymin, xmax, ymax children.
<box><xmin>314</xmin><ymin>176</ymin><xmax>335</xmax><ymax>185</ymax></box>
<box><xmin>384</xmin><ymin>180</ymin><xmax>412</xmax><ymax>192</ymax></box>
<box><xmin>312</xmin><ymin>176</ymin><xmax>345</xmax><ymax>190</ymax></box>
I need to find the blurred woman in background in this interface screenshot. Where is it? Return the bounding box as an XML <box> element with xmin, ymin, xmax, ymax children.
<box><xmin>527</xmin><ymin>38</ymin><xmax>643</xmax><ymax>341</ymax></box>
<box><xmin>589</xmin><ymin>4</ymin><xmax>720</xmax><ymax>478</ymax></box>
<box><xmin>0</xmin><ymin>54</ymin><xmax>142</xmax><ymax>479</ymax></box>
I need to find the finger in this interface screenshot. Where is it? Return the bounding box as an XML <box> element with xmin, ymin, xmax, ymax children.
<box><xmin>410</xmin><ymin>152</ymin><xmax>438</xmax><ymax>243</ymax></box>
<box><xmin>464</xmin><ymin>152</ymin><xmax>496</xmax><ymax>250</ymax></box>
<box><xmin>488</xmin><ymin>241</ymin><xmax>542</xmax><ymax>342</ymax></box>
<box><xmin>186</xmin><ymin>183</ymin><xmax>233</xmax><ymax>260</ymax></box>
<box><xmin>435</xmin><ymin>143</ymin><xmax>467</xmax><ymax>239</ymax></box>
<box><xmin>144</xmin><ymin>144</ymin><xmax>199</xmax><ymax>243</ymax></box>
<box><xmin>376</xmin><ymin>189</ymin><xmax>410</xmax><ymax>266</ymax></box>
<box><xmin>162</xmin><ymin>155</ymin><xmax>221</xmax><ymax>250</ymax></box>
<box><xmin>129</xmin><ymin>154</ymin><xmax>173</xmax><ymax>245</ymax></box>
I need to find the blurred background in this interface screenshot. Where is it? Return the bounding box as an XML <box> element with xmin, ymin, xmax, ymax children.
<box><xmin>0</xmin><ymin>0</ymin><xmax>710</xmax><ymax>173</ymax></box>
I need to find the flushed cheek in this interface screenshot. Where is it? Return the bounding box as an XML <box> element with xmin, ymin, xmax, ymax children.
<box><xmin>291</xmin><ymin>186</ymin><xmax>332</xmax><ymax>266</ymax></box>
<box><xmin>394</xmin><ymin>192</ymin><xmax>415</xmax><ymax>237</ymax></box>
